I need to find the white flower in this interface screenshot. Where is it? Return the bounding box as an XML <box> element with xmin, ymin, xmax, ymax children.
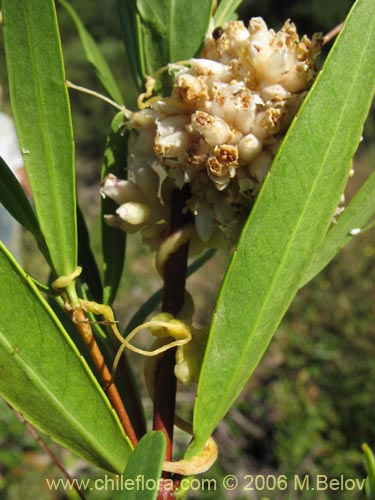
<box><xmin>188</xmin><ymin>111</ymin><xmax>231</xmax><ymax>146</ymax></box>
<box><xmin>211</xmin><ymin>82</ymin><xmax>256</xmax><ymax>135</ymax></box>
<box><xmin>154</xmin><ymin>115</ymin><xmax>191</xmax><ymax>163</ymax></box>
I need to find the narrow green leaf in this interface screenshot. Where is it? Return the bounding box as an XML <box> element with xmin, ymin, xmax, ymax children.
<box><xmin>59</xmin><ymin>0</ymin><xmax>124</xmax><ymax>104</ymax></box>
<box><xmin>0</xmin><ymin>243</ymin><xmax>132</xmax><ymax>472</ymax></box>
<box><xmin>117</xmin><ymin>0</ymin><xmax>213</xmax><ymax>90</ymax></box>
<box><xmin>188</xmin><ymin>0</ymin><xmax>375</xmax><ymax>456</ymax></box>
<box><xmin>213</xmin><ymin>0</ymin><xmax>242</xmax><ymax>26</ymax></box>
<box><xmin>301</xmin><ymin>168</ymin><xmax>375</xmax><ymax>287</ymax></box>
<box><xmin>113</xmin><ymin>431</ymin><xmax>166</xmax><ymax>500</ymax></box>
<box><xmin>0</xmin><ymin>157</ymin><xmax>51</xmax><ymax>263</ymax></box>
<box><xmin>2</xmin><ymin>0</ymin><xmax>77</xmax><ymax>277</ymax></box>
<box><xmin>101</xmin><ymin>113</ymin><xmax>128</xmax><ymax>305</ymax></box>
<box><xmin>136</xmin><ymin>0</ymin><xmax>214</xmax><ymax>77</ymax></box>
<box><xmin>117</xmin><ymin>0</ymin><xmax>145</xmax><ymax>92</ymax></box>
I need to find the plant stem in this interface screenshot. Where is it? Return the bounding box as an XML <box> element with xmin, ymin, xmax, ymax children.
<box><xmin>153</xmin><ymin>186</ymin><xmax>192</xmax><ymax>497</ymax></box>
<box><xmin>161</xmin><ymin>190</ymin><xmax>192</xmax><ymax>314</ymax></box>
<box><xmin>66</xmin><ymin>80</ymin><xmax>132</xmax><ymax>118</ymax></box>
<box><xmin>71</xmin><ymin>306</ymin><xmax>138</xmax><ymax>447</ymax></box>
<box><xmin>323</xmin><ymin>21</ymin><xmax>343</xmax><ymax>45</ymax></box>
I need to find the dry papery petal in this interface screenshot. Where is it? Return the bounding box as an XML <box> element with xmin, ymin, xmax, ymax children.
<box><xmin>188</xmin><ymin>111</ymin><xmax>231</xmax><ymax>146</ymax></box>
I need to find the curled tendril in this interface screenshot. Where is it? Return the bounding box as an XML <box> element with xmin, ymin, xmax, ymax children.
<box><xmin>77</xmin><ymin>300</ymin><xmax>192</xmax><ymax>380</ymax></box>
<box><xmin>137</xmin><ymin>63</ymin><xmax>192</xmax><ymax>111</ymax></box>
<box><xmin>163</xmin><ymin>436</ymin><xmax>218</xmax><ymax>475</ymax></box>
<box><xmin>111</xmin><ymin>317</ymin><xmax>192</xmax><ymax>378</ymax></box>
<box><xmin>51</xmin><ymin>266</ymin><xmax>82</xmax><ymax>290</ymax></box>
<box><xmin>137</xmin><ymin>75</ymin><xmax>158</xmax><ymax>109</ymax></box>
<box><xmin>155</xmin><ymin>224</ymin><xmax>194</xmax><ymax>275</ymax></box>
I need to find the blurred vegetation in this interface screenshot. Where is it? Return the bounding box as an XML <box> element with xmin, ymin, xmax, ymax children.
<box><xmin>238</xmin><ymin>0</ymin><xmax>354</xmax><ymax>31</ymax></box>
<box><xmin>0</xmin><ymin>0</ymin><xmax>374</xmax><ymax>498</ymax></box>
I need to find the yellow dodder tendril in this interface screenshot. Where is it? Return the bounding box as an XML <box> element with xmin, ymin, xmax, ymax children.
<box><xmin>163</xmin><ymin>436</ymin><xmax>218</xmax><ymax>475</ymax></box>
<box><xmin>155</xmin><ymin>224</ymin><xmax>194</xmax><ymax>276</ymax></box>
<box><xmin>137</xmin><ymin>63</ymin><xmax>193</xmax><ymax>111</ymax></box>
<box><xmin>52</xmin><ymin>266</ymin><xmax>82</xmax><ymax>290</ymax></box>
<box><xmin>78</xmin><ymin>300</ymin><xmax>192</xmax><ymax>379</ymax></box>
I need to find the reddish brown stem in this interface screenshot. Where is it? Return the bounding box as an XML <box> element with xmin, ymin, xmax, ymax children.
<box><xmin>153</xmin><ymin>186</ymin><xmax>192</xmax><ymax>499</ymax></box>
<box><xmin>71</xmin><ymin>307</ymin><xmax>138</xmax><ymax>447</ymax></box>
<box><xmin>153</xmin><ymin>349</ymin><xmax>178</xmax><ymax>462</ymax></box>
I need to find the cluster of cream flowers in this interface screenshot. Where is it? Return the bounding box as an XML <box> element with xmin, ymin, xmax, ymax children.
<box><xmin>101</xmin><ymin>18</ymin><xmax>322</xmax><ymax>250</ymax></box>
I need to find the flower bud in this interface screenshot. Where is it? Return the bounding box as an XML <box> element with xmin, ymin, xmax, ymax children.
<box><xmin>116</xmin><ymin>202</ymin><xmax>151</xmax><ymax>225</ymax></box>
<box><xmin>100</xmin><ymin>174</ymin><xmax>146</xmax><ymax>204</ymax></box>
<box><xmin>238</xmin><ymin>134</ymin><xmax>263</xmax><ymax>164</ymax></box>
<box><xmin>103</xmin><ymin>214</ymin><xmax>140</xmax><ymax>234</ymax></box>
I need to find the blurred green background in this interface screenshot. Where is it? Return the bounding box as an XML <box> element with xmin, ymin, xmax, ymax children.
<box><xmin>0</xmin><ymin>0</ymin><xmax>374</xmax><ymax>499</ymax></box>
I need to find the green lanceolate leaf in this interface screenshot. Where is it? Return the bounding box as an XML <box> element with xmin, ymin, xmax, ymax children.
<box><xmin>0</xmin><ymin>243</ymin><xmax>132</xmax><ymax>472</ymax></box>
<box><xmin>117</xmin><ymin>0</ymin><xmax>146</xmax><ymax>92</ymax></box>
<box><xmin>301</xmin><ymin>168</ymin><xmax>375</xmax><ymax>287</ymax></box>
<box><xmin>0</xmin><ymin>157</ymin><xmax>51</xmax><ymax>264</ymax></box>
<box><xmin>119</xmin><ymin>0</ymin><xmax>214</xmax><ymax>83</ymax></box>
<box><xmin>0</xmin><ymin>158</ymin><xmax>38</xmax><ymax>237</ymax></box>
<box><xmin>213</xmin><ymin>0</ymin><xmax>243</xmax><ymax>26</ymax></box>
<box><xmin>59</xmin><ymin>0</ymin><xmax>124</xmax><ymax>104</ymax></box>
<box><xmin>187</xmin><ymin>0</ymin><xmax>375</xmax><ymax>457</ymax></box>
<box><xmin>113</xmin><ymin>431</ymin><xmax>166</xmax><ymax>500</ymax></box>
<box><xmin>101</xmin><ymin>113</ymin><xmax>128</xmax><ymax>306</ymax></box>
<box><xmin>137</xmin><ymin>0</ymin><xmax>214</xmax><ymax>68</ymax></box>
<box><xmin>2</xmin><ymin>0</ymin><xmax>77</xmax><ymax>277</ymax></box>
